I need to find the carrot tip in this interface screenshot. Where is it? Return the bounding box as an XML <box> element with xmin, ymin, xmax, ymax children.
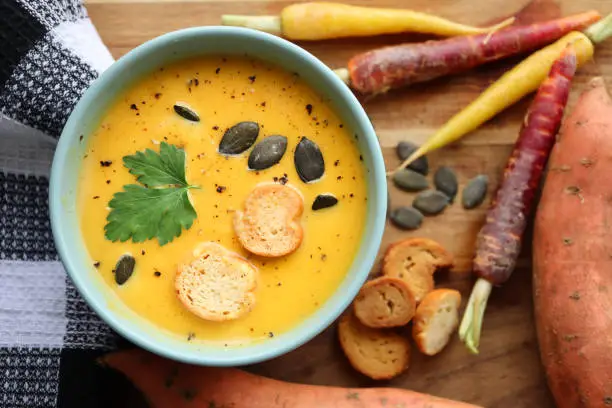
<box><xmin>483</xmin><ymin>16</ymin><xmax>516</xmax><ymax>44</ymax></box>
<box><xmin>489</xmin><ymin>16</ymin><xmax>516</xmax><ymax>32</ymax></box>
<box><xmin>392</xmin><ymin>148</ymin><xmax>424</xmax><ymax>175</ymax></box>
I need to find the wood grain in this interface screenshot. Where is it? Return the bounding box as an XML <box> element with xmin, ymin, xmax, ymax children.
<box><xmin>84</xmin><ymin>1</ymin><xmax>612</xmax><ymax>407</ymax></box>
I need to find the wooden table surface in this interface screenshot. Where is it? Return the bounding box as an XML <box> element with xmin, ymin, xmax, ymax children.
<box><xmin>83</xmin><ymin>1</ymin><xmax>612</xmax><ymax>407</ymax></box>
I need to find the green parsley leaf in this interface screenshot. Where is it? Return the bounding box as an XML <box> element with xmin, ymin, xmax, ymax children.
<box><xmin>104</xmin><ymin>142</ymin><xmax>197</xmax><ymax>246</ymax></box>
<box><xmin>123</xmin><ymin>142</ymin><xmax>188</xmax><ymax>187</ymax></box>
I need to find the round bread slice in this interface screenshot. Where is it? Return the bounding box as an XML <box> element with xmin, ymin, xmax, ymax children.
<box><xmin>412</xmin><ymin>289</ymin><xmax>462</xmax><ymax>356</ymax></box>
<box><xmin>382</xmin><ymin>237</ymin><xmax>453</xmax><ymax>303</ymax></box>
<box><xmin>353</xmin><ymin>277</ymin><xmax>416</xmax><ymax>328</ymax></box>
<box><xmin>338</xmin><ymin>312</ymin><xmax>410</xmax><ymax>380</ymax></box>
<box><xmin>175</xmin><ymin>241</ymin><xmax>258</xmax><ymax>322</ymax></box>
<box><xmin>234</xmin><ymin>183</ymin><xmax>304</xmax><ymax>257</ymax></box>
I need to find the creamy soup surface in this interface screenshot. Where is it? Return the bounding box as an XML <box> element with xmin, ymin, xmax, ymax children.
<box><xmin>78</xmin><ymin>55</ymin><xmax>368</xmax><ymax>345</ymax></box>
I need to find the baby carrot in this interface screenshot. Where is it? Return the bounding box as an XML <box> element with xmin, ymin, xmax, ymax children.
<box><xmin>391</xmin><ymin>13</ymin><xmax>612</xmax><ymax>176</ymax></box>
<box><xmin>335</xmin><ymin>11</ymin><xmax>600</xmax><ymax>95</ymax></box>
<box><xmin>221</xmin><ymin>2</ymin><xmax>514</xmax><ymax>40</ymax></box>
<box><xmin>459</xmin><ymin>47</ymin><xmax>577</xmax><ymax>354</ymax></box>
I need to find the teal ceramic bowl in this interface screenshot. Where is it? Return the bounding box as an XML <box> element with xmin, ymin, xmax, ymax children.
<box><xmin>49</xmin><ymin>26</ymin><xmax>386</xmax><ymax>367</ymax></box>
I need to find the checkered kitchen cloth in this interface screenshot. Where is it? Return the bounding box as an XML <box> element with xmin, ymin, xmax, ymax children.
<box><xmin>0</xmin><ymin>1</ymin><xmax>142</xmax><ymax>407</ymax></box>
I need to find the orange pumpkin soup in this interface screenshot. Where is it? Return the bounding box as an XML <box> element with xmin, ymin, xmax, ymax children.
<box><xmin>78</xmin><ymin>55</ymin><xmax>367</xmax><ymax>345</ymax></box>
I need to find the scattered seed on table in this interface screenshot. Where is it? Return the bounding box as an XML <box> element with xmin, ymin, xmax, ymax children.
<box><xmin>393</xmin><ymin>168</ymin><xmax>429</xmax><ymax>192</ymax></box>
<box><xmin>390</xmin><ymin>206</ymin><xmax>424</xmax><ymax>230</ymax></box>
<box><xmin>413</xmin><ymin>190</ymin><xmax>450</xmax><ymax>215</ymax></box>
<box><xmin>434</xmin><ymin>166</ymin><xmax>458</xmax><ymax>200</ymax></box>
<box><xmin>396</xmin><ymin>141</ymin><xmax>429</xmax><ymax>175</ymax></box>
<box><xmin>462</xmin><ymin>175</ymin><xmax>489</xmax><ymax>209</ymax></box>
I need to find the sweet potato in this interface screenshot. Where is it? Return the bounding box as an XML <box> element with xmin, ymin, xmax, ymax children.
<box><xmin>533</xmin><ymin>76</ymin><xmax>612</xmax><ymax>408</ymax></box>
<box><xmin>100</xmin><ymin>348</ymin><xmax>484</xmax><ymax>408</ymax></box>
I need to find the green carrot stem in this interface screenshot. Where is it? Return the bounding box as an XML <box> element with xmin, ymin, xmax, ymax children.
<box><xmin>334</xmin><ymin>68</ymin><xmax>350</xmax><ymax>84</ymax></box>
<box><xmin>458</xmin><ymin>278</ymin><xmax>492</xmax><ymax>354</ymax></box>
<box><xmin>584</xmin><ymin>12</ymin><xmax>612</xmax><ymax>44</ymax></box>
<box><xmin>220</xmin><ymin>15</ymin><xmax>282</xmax><ymax>36</ymax></box>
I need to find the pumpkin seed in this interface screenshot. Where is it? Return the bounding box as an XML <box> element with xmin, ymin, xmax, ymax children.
<box><xmin>462</xmin><ymin>175</ymin><xmax>489</xmax><ymax>209</ymax></box>
<box><xmin>219</xmin><ymin>121</ymin><xmax>260</xmax><ymax>155</ymax></box>
<box><xmin>248</xmin><ymin>135</ymin><xmax>288</xmax><ymax>170</ymax></box>
<box><xmin>114</xmin><ymin>254</ymin><xmax>135</xmax><ymax>285</ymax></box>
<box><xmin>434</xmin><ymin>166</ymin><xmax>458</xmax><ymax>201</ymax></box>
<box><xmin>294</xmin><ymin>137</ymin><xmax>325</xmax><ymax>183</ymax></box>
<box><xmin>393</xmin><ymin>169</ymin><xmax>429</xmax><ymax>192</ymax></box>
<box><xmin>312</xmin><ymin>194</ymin><xmax>338</xmax><ymax>210</ymax></box>
<box><xmin>173</xmin><ymin>103</ymin><xmax>200</xmax><ymax>122</ymax></box>
<box><xmin>390</xmin><ymin>206</ymin><xmax>423</xmax><ymax>230</ymax></box>
<box><xmin>413</xmin><ymin>190</ymin><xmax>450</xmax><ymax>215</ymax></box>
<box><xmin>396</xmin><ymin>141</ymin><xmax>429</xmax><ymax>175</ymax></box>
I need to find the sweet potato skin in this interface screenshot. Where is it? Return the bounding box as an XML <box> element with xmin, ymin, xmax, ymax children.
<box><xmin>533</xmin><ymin>77</ymin><xmax>612</xmax><ymax>408</ymax></box>
<box><xmin>100</xmin><ymin>348</ymin><xmax>483</xmax><ymax>408</ymax></box>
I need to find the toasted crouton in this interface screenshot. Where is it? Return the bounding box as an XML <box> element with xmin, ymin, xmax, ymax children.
<box><xmin>338</xmin><ymin>312</ymin><xmax>410</xmax><ymax>380</ymax></box>
<box><xmin>412</xmin><ymin>289</ymin><xmax>462</xmax><ymax>356</ymax></box>
<box><xmin>234</xmin><ymin>183</ymin><xmax>304</xmax><ymax>257</ymax></box>
<box><xmin>175</xmin><ymin>241</ymin><xmax>258</xmax><ymax>321</ymax></box>
<box><xmin>353</xmin><ymin>277</ymin><xmax>416</xmax><ymax>328</ymax></box>
<box><xmin>382</xmin><ymin>238</ymin><xmax>453</xmax><ymax>303</ymax></box>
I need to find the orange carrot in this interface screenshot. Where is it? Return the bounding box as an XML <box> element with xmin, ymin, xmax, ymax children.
<box><xmin>101</xmin><ymin>348</ymin><xmax>484</xmax><ymax>408</ymax></box>
<box><xmin>458</xmin><ymin>47</ymin><xmax>578</xmax><ymax>354</ymax></box>
<box><xmin>335</xmin><ymin>10</ymin><xmax>600</xmax><ymax>95</ymax></box>
<box><xmin>221</xmin><ymin>2</ymin><xmax>514</xmax><ymax>40</ymax></box>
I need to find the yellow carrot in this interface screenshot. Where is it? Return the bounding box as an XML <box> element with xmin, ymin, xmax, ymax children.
<box><xmin>221</xmin><ymin>2</ymin><xmax>514</xmax><ymax>40</ymax></box>
<box><xmin>391</xmin><ymin>14</ymin><xmax>612</xmax><ymax>176</ymax></box>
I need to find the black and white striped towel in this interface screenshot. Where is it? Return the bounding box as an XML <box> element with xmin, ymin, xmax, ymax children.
<box><xmin>0</xmin><ymin>1</ymin><xmax>141</xmax><ymax>406</ymax></box>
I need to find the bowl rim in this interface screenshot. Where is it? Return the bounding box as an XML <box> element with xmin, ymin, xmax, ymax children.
<box><xmin>49</xmin><ymin>25</ymin><xmax>387</xmax><ymax>366</ymax></box>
